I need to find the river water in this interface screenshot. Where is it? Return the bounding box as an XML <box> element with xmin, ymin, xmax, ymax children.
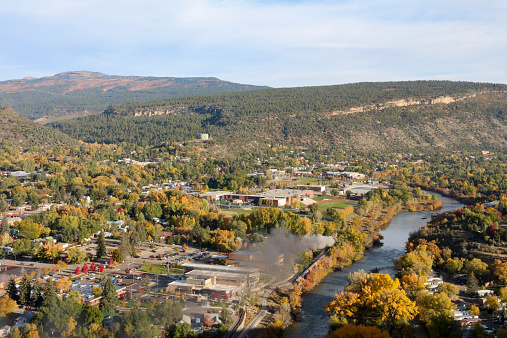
<box><xmin>284</xmin><ymin>192</ymin><xmax>465</xmax><ymax>337</ymax></box>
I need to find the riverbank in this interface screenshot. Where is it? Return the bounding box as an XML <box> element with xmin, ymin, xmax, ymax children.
<box><xmin>265</xmin><ymin>196</ymin><xmax>447</xmax><ymax>337</ymax></box>
<box><xmin>408</xmin><ymin>182</ymin><xmax>479</xmax><ymax>205</ymax></box>
<box><xmin>282</xmin><ymin>192</ymin><xmax>464</xmax><ymax>337</ymax></box>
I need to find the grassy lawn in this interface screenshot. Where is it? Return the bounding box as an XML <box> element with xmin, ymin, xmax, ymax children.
<box><xmin>317</xmin><ymin>200</ymin><xmax>356</xmax><ymax>210</ymax></box>
<box><xmin>141</xmin><ymin>263</ymin><xmax>184</xmax><ymax>275</ymax></box>
<box><xmin>312</xmin><ymin>195</ymin><xmax>331</xmax><ymax>202</ymax></box>
<box><xmin>230</xmin><ymin>207</ymin><xmax>261</xmax><ymax>215</ymax></box>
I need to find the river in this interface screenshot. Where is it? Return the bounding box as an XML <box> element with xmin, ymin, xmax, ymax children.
<box><xmin>284</xmin><ymin>192</ymin><xmax>465</xmax><ymax>337</ymax></box>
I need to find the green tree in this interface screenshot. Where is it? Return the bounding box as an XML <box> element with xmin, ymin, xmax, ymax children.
<box><xmin>143</xmin><ymin>201</ymin><xmax>163</xmax><ymax>219</ymax></box>
<box><xmin>220</xmin><ymin>305</ymin><xmax>232</xmax><ymax>324</ymax></box>
<box><xmin>8</xmin><ymin>327</ymin><xmax>22</xmax><ymax>338</ymax></box>
<box><xmin>112</xmin><ymin>248</ymin><xmax>124</xmax><ymax>263</ymax></box>
<box><xmin>41</xmin><ymin>297</ymin><xmax>82</xmax><ymax>336</ymax></box>
<box><xmin>42</xmin><ymin>278</ymin><xmax>57</xmax><ymax>308</ymax></box>
<box><xmin>1</xmin><ymin>215</ymin><xmax>9</xmax><ymax>235</ymax></box>
<box><xmin>99</xmin><ymin>278</ymin><xmax>119</xmax><ymax>312</ymax></box>
<box><xmin>437</xmin><ymin>283</ymin><xmax>459</xmax><ymax>298</ymax></box>
<box><xmin>18</xmin><ymin>220</ymin><xmax>45</xmax><ymax>240</ymax></box>
<box><xmin>18</xmin><ymin>275</ymin><xmax>31</xmax><ymax>306</ymax></box>
<box><xmin>426</xmin><ymin>313</ymin><xmax>461</xmax><ymax>338</ymax></box>
<box><xmin>7</xmin><ymin>276</ymin><xmax>18</xmax><ymax>302</ymax></box>
<box><xmin>96</xmin><ymin>231</ymin><xmax>107</xmax><ymax>259</ymax></box>
<box><xmin>445</xmin><ymin>258</ymin><xmax>464</xmax><ymax>276</ymax></box>
<box><xmin>170</xmin><ymin>322</ymin><xmax>196</xmax><ymax>338</ymax></box>
<box><xmin>309</xmin><ymin>203</ymin><xmax>318</xmax><ymax>215</ymax></box>
<box><xmin>12</xmin><ymin>238</ymin><xmax>33</xmax><ymax>256</ymax></box>
<box><xmin>149</xmin><ymin>299</ymin><xmax>183</xmax><ymax>329</ymax></box>
<box><xmin>466</xmin><ymin>272</ymin><xmax>480</xmax><ymax>296</ymax></box>
<box><xmin>120</xmin><ymin>309</ymin><xmax>161</xmax><ymax>337</ymax></box>
<box><xmin>142</xmin><ymin>276</ymin><xmax>151</xmax><ymax>293</ymax></box>
<box><xmin>465</xmin><ymin>258</ymin><xmax>489</xmax><ymax>277</ymax></box>
<box><xmin>80</xmin><ymin>303</ymin><xmax>104</xmax><ymax>326</ymax></box>
<box><xmin>33</xmin><ymin>278</ymin><xmax>43</xmax><ymax>308</ymax></box>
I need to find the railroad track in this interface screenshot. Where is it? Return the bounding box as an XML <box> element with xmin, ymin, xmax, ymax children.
<box><xmin>227</xmin><ymin>307</ymin><xmax>245</xmax><ymax>338</ymax></box>
<box><xmin>258</xmin><ymin>312</ymin><xmax>274</xmax><ymax>329</ymax></box>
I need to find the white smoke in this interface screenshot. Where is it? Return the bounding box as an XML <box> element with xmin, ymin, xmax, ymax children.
<box><xmin>298</xmin><ymin>234</ymin><xmax>336</xmax><ymax>251</ymax></box>
<box><xmin>251</xmin><ymin>228</ymin><xmax>335</xmax><ymax>273</ymax></box>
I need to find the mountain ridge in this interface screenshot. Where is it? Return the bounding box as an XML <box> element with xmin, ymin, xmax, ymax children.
<box><xmin>49</xmin><ymin>80</ymin><xmax>507</xmax><ymax>156</ymax></box>
<box><xmin>0</xmin><ymin>106</ymin><xmax>77</xmax><ymax>148</ymax></box>
<box><xmin>0</xmin><ymin>71</ymin><xmax>268</xmax><ymax>122</ymax></box>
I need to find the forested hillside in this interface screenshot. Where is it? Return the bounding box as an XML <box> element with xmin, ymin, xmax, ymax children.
<box><xmin>49</xmin><ymin>80</ymin><xmax>507</xmax><ymax>155</ymax></box>
<box><xmin>0</xmin><ymin>106</ymin><xmax>77</xmax><ymax>147</ymax></box>
<box><xmin>0</xmin><ymin>71</ymin><xmax>266</xmax><ymax>122</ymax></box>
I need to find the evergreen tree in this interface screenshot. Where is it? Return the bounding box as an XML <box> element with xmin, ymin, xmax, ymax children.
<box><xmin>99</xmin><ymin>278</ymin><xmax>119</xmax><ymax>312</ymax></box>
<box><xmin>119</xmin><ymin>232</ymin><xmax>130</xmax><ymax>258</ymax></box>
<box><xmin>33</xmin><ymin>278</ymin><xmax>43</xmax><ymax>308</ymax></box>
<box><xmin>142</xmin><ymin>276</ymin><xmax>151</xmax><ymax>293</ymax></box>
<box><xmin>18</xmin><ymin>275</ymin><xmax>32</xmax><ymax>306</ymax></box>
<box><xmin>42</xmin><ymin>278</ymin><xmax>57</xmax><ymax>308</ymax></box>
<box><xmin>80</xmin><ymin>303</ymin><xmax>104</xmax><ymax>326</ymax></box>
<box><xmin>96</xmin><ymin>231</ymin><xmax>107</xmax><ymax>259</ymax></box>
<box><xmin>1</xmin><ymin>215</ymin><xmax>9</xmax><ymax>235</ymax></box>
<box><xmin>467</xmin><ymin>272</ymin><xmax>480</xmax><ymax>295</ymax></box>
<box><xmin>7</xmin><ymin>276</ymin><xmax>18</xmax><ymax>302</ymax></box>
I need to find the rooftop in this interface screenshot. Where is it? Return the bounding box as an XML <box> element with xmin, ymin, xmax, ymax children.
<box><xmin>181</xmin><ymin>263</ymin><xmax>259</xmax><ymax>274</ymax></box>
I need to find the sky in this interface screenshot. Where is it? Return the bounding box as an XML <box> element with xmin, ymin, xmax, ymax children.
<box><xmin>0</xmin><ymin>0</ymin><xmax>506</xmax><ymax>87</ymax></box>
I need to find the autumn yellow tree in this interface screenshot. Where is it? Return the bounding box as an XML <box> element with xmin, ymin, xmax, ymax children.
<box><xmin>67</xmin><ymin>247</ymin><xmax>86</xmax><ymax>264</ymax></box>
<box><xmin>56</xmin><ymin>260</ymin><xmax>67</xmax><ymax>271</ymax></box>
<box><xmin>92</xmin><ymin>287</ymin><xmax>103</xmax><ymax>297</ymax></box>
<box><xmin>464</xmin><ymin>258</ymin><xmax>489</xmax><ymax>277</ymax></box>
<box><xmin>469</xmin><ymin>305</ymin><xmax>480</xmax><ymax>316</ymax></box>
<box><xmin>437</xmin><ymin>283</ymin><xmax>459</xmax><ymax>298</ymax></box>
<box><xmin>34</xmin><ymin>243</ymin><xmax>64</xmax><ymax>261</ymax></box>
<box><xmin>445</xmin><ymin>257</ymin><xmax>464</xmax><ymax>276</ymax></box>
<box><xmin>415</xmin><ymin>292</ymin><xmax>455</xmax><ymax>324</ymax></box>
<box><xmin>401</xmin><ymin>273</ymin><xmax>428</xmax><ymax>300</ymax></box>
<box><xmin>19</xmin><ymin>220</ymin><xmax>49</xmax><ymax>240</ymax></box>
<box><xmin>0</xmin><ymin>295</ymin><xmax>18</xmax><ymax>316</ymax></box>
<box><xmin>325</xmin><ymin>273</ymin><xmax>417</xmax><ymax>333</ymax></box>
<box><xmin>394</xmin><ymin>245</ymin><xmax>433</xmax><ymax>277</ymax></box>
<box><xmin>484</xmin><ymin>294</ymin><xmax>500</xmax><ymax>312</ymax></box>
<box><xmin>56</xmin><ymin>277</ymin><xmax>71</xmax><ymax>293</ymax></box>
<box><xmin>214</xmin><ymin>230</ymin><xmax>242</xmax><ymax>252</ymax></box>
<box><xmin>492</xmin><ymin>259</ymin><xmax>507</xmax><ymax>284</ymax></box>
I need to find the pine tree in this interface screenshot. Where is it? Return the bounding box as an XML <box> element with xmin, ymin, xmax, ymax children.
<box><xmin>96</xmin><ymin>231</ymin><xmax>107</xmax><ymax>259</ymax></box>
<box><xmin>1</xmin><ymin>215</ymin><xmax>9</xmax><ymax>235</ymax></box>
<box><xmin>33</xmin><ymin>278</ymin><xmax>43</xmax><ymax>308</ymax></box>
<box><xmin>18</xmin><ymin>275</ymin><xmax>32</xmax><ymax>306</ymax></box>
<box><xmin>7</xmin><ymin>276</ymin><xmax>18</xmax><ymax>302</ymax></box>
<box><xmin>42</xmin><ymin>278</ymin><xmax>57</xmax><ymax>308</ymax></box>
<box><xmin>99</xmin><ymin>278</ymin><xmax>119</xmax><ymax>312</ymax></box>
<box><xmin>467</xmin><ymin>272</ymin><xmax>480</xmax><ymax>295</ymax></box>
<box><xmin>142</xmin><ymin>276</ymin><xmax>151</xmax><ymax>293</ymax></box>
<box><xmin>119</xmin><ymin>232</ymin><xmax>130</xmax><ymax>258</ymax></box>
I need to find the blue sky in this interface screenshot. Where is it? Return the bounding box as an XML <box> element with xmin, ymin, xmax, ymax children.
<box><xmin>0</xmin><ymin>0</ymin><xmax>506</xmax><ymax>87</ymax></box>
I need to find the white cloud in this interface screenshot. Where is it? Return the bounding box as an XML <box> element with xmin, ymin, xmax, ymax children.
<box><xmin>0</xmin><ymin>0</ymin><xmax>506</xmax><ymax>86</ymax></box>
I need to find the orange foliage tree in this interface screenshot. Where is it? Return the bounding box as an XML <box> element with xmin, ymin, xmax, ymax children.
<box><xmin>325</xmin><ymin>325</ymin><xmax>390</xmax><ymax>338</ymax></box>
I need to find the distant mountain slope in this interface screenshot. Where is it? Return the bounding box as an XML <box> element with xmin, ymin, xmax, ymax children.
<box><xmin>0</xmin><ymin>106</ymin><xmax>76</xmax><ymax>147</ymax></box>
<box><xmin>0</xmin><ymin>71</ymin><xmax>267</xmax><ymax>122</ymax></box>
<box><xmin>49</xmin><ymin>80</ymin><xmax>507</xmax><ymax>155</ymax></box>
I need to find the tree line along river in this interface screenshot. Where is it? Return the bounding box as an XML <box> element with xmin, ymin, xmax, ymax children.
<box><xmin>284</xmin><ymin>192</ymin><xmax>465</xmax><ymax>337</ymax></box>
